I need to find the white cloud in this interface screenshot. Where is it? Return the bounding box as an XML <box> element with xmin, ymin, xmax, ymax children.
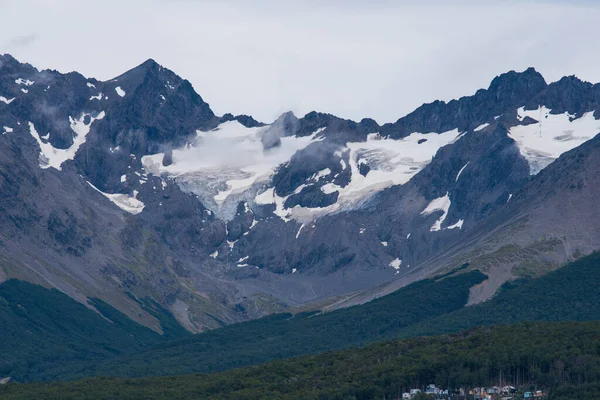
<box><xmin>1</xmin><ymin>0</ymin><xmax>600</xmax><ymax>124</ymax></box>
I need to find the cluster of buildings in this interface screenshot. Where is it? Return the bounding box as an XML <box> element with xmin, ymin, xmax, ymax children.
<box><xmin>401</xmin><ymin>384</ymin><xmax>546</xmax><ymax>399</ymax></box>
<box><xmin>401</xmin><ymin>384</ymin><xmax>449</xmax><ymax>399</ymax></box>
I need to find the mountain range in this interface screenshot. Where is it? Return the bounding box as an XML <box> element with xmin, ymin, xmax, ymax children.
<box><xmin>1</xmin><ymin>53</ymin><xmax>600</xmax><ymax>336</ymax></box>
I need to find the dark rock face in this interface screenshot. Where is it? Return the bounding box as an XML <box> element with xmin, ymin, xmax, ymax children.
<box><xmin>47</xmin><ymin>209</ymin><xmax>93</xmax><ymax>256</ymax></box>
<box><xmin>226</xmin><ymin>202</ymin><xmax>255</xmax><ymax>242</ymax></box>
<box><xmin>380</xmin><ymin>67</ymin><xmax>547</xmax><ymax>138</ymax></box>
<box><xmin>284</xmin><ymin>184</ymin><xmax>339</xmax><ymax>209</ymax></box>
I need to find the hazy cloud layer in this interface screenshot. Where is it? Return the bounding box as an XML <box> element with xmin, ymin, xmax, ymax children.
<box><xmin>1</xmin><ymin>0</ymin><xmax>600</xmax><ymax>123</ymax></box>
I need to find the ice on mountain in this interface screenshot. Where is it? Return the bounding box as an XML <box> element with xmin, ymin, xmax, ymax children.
<box><xmin>255</xmin><ymin>187</ymin><xmax>292</xmax><ymax>222</ymax></box>
<box><xmin>509</xmin><ymin>106</ymin><xmax>600</xmax><ymax>174</ymax></box>
<box><xmin>2</xmin><ymin>126</ymin><xmax>13</xmax><ymax>134</ymax></box>
<box><xmin>311</xmin><ymin>168</ymin><xmax>331</xmax><ymax>181</ymax></box>
<box><xmin>319</xmin><ymin>128</ymin><xmax>462</xmax><ymax>216</ymax></box>
<box><xmin>0</xmin><ymin>96</ymin><xmax>15</xmax><ymax>104</ymax></box>
<box><xmin>142</xmin><ymin>121</ymin><xmax>318</xmax><ymax>220</ymax></box>
<box><xmin>287</xmin><ymin>129</ymin><xmax>461</xmax><ymax>222</ymax></box>
<box><xmin>474</xmin><ymin>123</ymin><xmax>489</xmax><ymax>132</ymax></box>
<box><xmin>446</xmin><ymin>219</ymin><xmax>464</xmax><ymax>230</ymax></box>
<box><xmin>87</xmin><ymin>181</ymin><xmax>145</xmax><ymax>215</ymax></box>
<box><xmin>455</xmin><ymin>161</ymin><xmax>470</xmax><ymax>181</ymax></box>
<box><xmin>389</xmin><ymin>258</ymin><xmax>402</xmax><ymax>270</ymax></box>
<box><xmin>421</xmin><ymin>192</ymin><xmax>451</xmax><ymax>232</ymax></box>
<box><xmin>86</xmin><ymin>82</ymin><xmax>96</xmax><ymax>88</ymax></box>
<box><xmin>29</xmin><ymin>111</ymin><xmax>105</xmax><ymax>170</ymax></box>
<box><xmin>15</xmin><ymin>78</ymin><xmax>34</xmax><ymax>86</ymax></box>
<box><xmin>320</xmin><ymin>183</ymin><xmax>338</xmax><ymax>194</ymax></box>
<box><xmin>90</xmin><ymin>93</ymin><xmax>103</xmax><ymax>100</ymax></box>
<box><xmin>120</xmin><ymin>174</ymin><xmax>127</xmax><ymax>183</ymax></box>
<box><xmin>210</xmin><ymin>250</ymin><xmax>218</xmax><ymax>259</ymax></box>
<box><xmin>20</xmin><ymin>88</ymin><xmax>28</xmax><ymax>94</ymax></box>
<box><xmin>295</xmin><ymin>224</ymin><xmax>305</xmax><ymax>239</ymax></box>
<box><xmin>115</xmin><ymin>87</ymin><xmax>126</xmax><ymax>97</ymax></box>
<box><xmin>381</xmin><ymin>241</ymin><xmax>388</xmax><ymax>246</ymax></box>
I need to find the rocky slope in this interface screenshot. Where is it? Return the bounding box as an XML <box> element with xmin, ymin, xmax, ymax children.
<box><xmin>2</xmin><ymin>53</ymin><xmax>600</xmax><ymax>331</ymax></box>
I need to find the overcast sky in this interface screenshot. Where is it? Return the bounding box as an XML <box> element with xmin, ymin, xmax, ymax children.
<box><xmin>1</xmin><ymin>0</ymin><xmax>600</xmax><ymax>124</ymax></box>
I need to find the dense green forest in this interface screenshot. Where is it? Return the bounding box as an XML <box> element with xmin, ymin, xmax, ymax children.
<box><xmin>3</xmin><ymin>321</ymin><xmax>600</xmax><ymax>399</ymax></box>
<box><xmin>0</xmin><ymin>280</ymin><xmax>188</xmax><ymax>381</ymax></box>
<box><xmin>399</xmin><ymin>250</ymin><xmax>600</xmax><ymax>337</ymax></box>
<box><xmin>49</xmin><ymin>251</ymin><xmax>600</xmax><ymax>381</ymax></box>
<box><xmin>42</xmin><ymin>268</ymin><xmax>487</xmax><ymax>381</ymax></box>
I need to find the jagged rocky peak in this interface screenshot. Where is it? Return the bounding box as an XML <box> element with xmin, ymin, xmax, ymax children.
<box><xmin>379</xmin><ymin>67</ymin><xmax>548</xmax><ymax>139</ymax></box>
<box><xmin>108</xmin><ymin>58</ymin><xmax>176</xmax><ymax>92</ymax></box>
<box><xmin>526</xmin><ymin>74</ymin><xmax>600</xmax><ymax>117</ymax></box>
<box><xmin>0</xmin><ymin>53</ymin><xmax>37</xmax><ymax>76</ymax></box>
<box><xmin>487</xmin><ymin>67</ymin><xmax>547</xmax><ymax>100</ymax></box>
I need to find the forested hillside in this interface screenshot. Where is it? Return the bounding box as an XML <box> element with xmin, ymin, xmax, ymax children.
<box><xmin>38</xmin><ymin>269</ymin><xmax>486</xmax><ymax>381</ymax></box>
<box><xmin>49</xmin><ymin>252</ymin><xmax>600</xmax><ymax>382</ymax></box>
<box><xmin>0</xmin><ymin>280</ymin><xmax>188</xmax><ymax>381</ymax></box>
<box><xmin>4</xmin><ymin>321</ymin><xmax>600</xmax><ymax>399</ymax></box>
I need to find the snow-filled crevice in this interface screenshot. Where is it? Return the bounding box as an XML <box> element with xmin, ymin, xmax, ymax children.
<box><xmin>29</xmin><ymin>111</ymin><xmax>105</xmax><ymax>170</ymax></box>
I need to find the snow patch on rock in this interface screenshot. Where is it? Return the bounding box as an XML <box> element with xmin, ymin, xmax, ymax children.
<box><xmin>29</xmin><ymin>111</ymin><xmax>105</xmax><ymax>170</ymax></box>
<box><xmin>421</xmin><ymin>192</ymin><xmax>451</xmax><ymax>232</ymax></box>
<box><xmin>87</xmin><ymin>182</ymin><xmax>145</xmax><ymax>215</ymax></box>
<box><xmin>0</xmin><ymin>96</ymin><xmax>15</xmax><ymax>104</ymax></box>
<box><xmin>455</xmin><ymin>162</ymin><xmax>470</xmax><ymax>181</ymax></box>
<box><xmin>509</xmin><ymin>106</ymin><xmax>600</xmax><ymax>174</ymax></box>
<box><xmin>474</xmin><ymin>123</ymin><xmax>489</xmax><ymax>132</ymax></box>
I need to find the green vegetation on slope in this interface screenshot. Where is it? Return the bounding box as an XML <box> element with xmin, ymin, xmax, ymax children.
<box><xmin>0</xmin><ymin>280</ymin><xmax>188</xmax><ymax>381</ymax></box>
<box><xmin>4</xmin><ymin>321</ymin><xmax>600</xmax><ymax>399</ymax></box>
<box><xmin>58</xmin><ymin>251</ymin><xmax>600</xmax><ymax>382</ymax></box>
<box><xmin>399</xmin><ymin>250</ymin><xmax>600</xmax><ymax>337</ymax></box>
<box><xmin>51</xmin><ymin>269</ymin><xmax>487</xmax><ymax>380</ymax></box>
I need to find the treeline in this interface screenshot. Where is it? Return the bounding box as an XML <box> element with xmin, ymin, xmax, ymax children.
<box><xmin>5</xmin><ymin>250</ymin><xmax>600</xmax><ymax>384</ymax></box>
<box><xmin>42</xmin><ymin>268</ymin><xmax>487</xmax><ymax>381</ymax></box>
<box><xmin>4</xmin><ymin>321</ymin><xmax>600</xmax><ymax>399</ymax></box>
<box><xmin>52</xmin><ymin>251</ymin><xmax>600</xmax><ymax>382</ymax></box>
<box><xmin>399</xmin><ymin>250</ymin><xmax>600</xmax><ymax>338</ymax></box>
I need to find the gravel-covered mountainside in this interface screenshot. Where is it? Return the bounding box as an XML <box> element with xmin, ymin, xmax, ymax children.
<box><xmin>2</xmin><ymin>53</ymin><xmax>600</xmax><ymax>331</ymax></box>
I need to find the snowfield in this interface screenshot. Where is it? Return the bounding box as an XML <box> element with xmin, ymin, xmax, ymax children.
<box><xmin>509</xmin><ymin>106</ymin><xmax>600</xmax><ymax>174</ymax></box>
<box><xmin>142</xmin><ymin>121</ymin><xmax>320</xmax><ymax>219</ymax></box>
<box><xmin>256</xmin><ymin>128</ymin><xmax>463</xmax><ymax>222</ymax></box>
<box><xmin>143</xmin><ymin>121</ymin><xmax>464</xmax><ymax>222</ymax></box>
